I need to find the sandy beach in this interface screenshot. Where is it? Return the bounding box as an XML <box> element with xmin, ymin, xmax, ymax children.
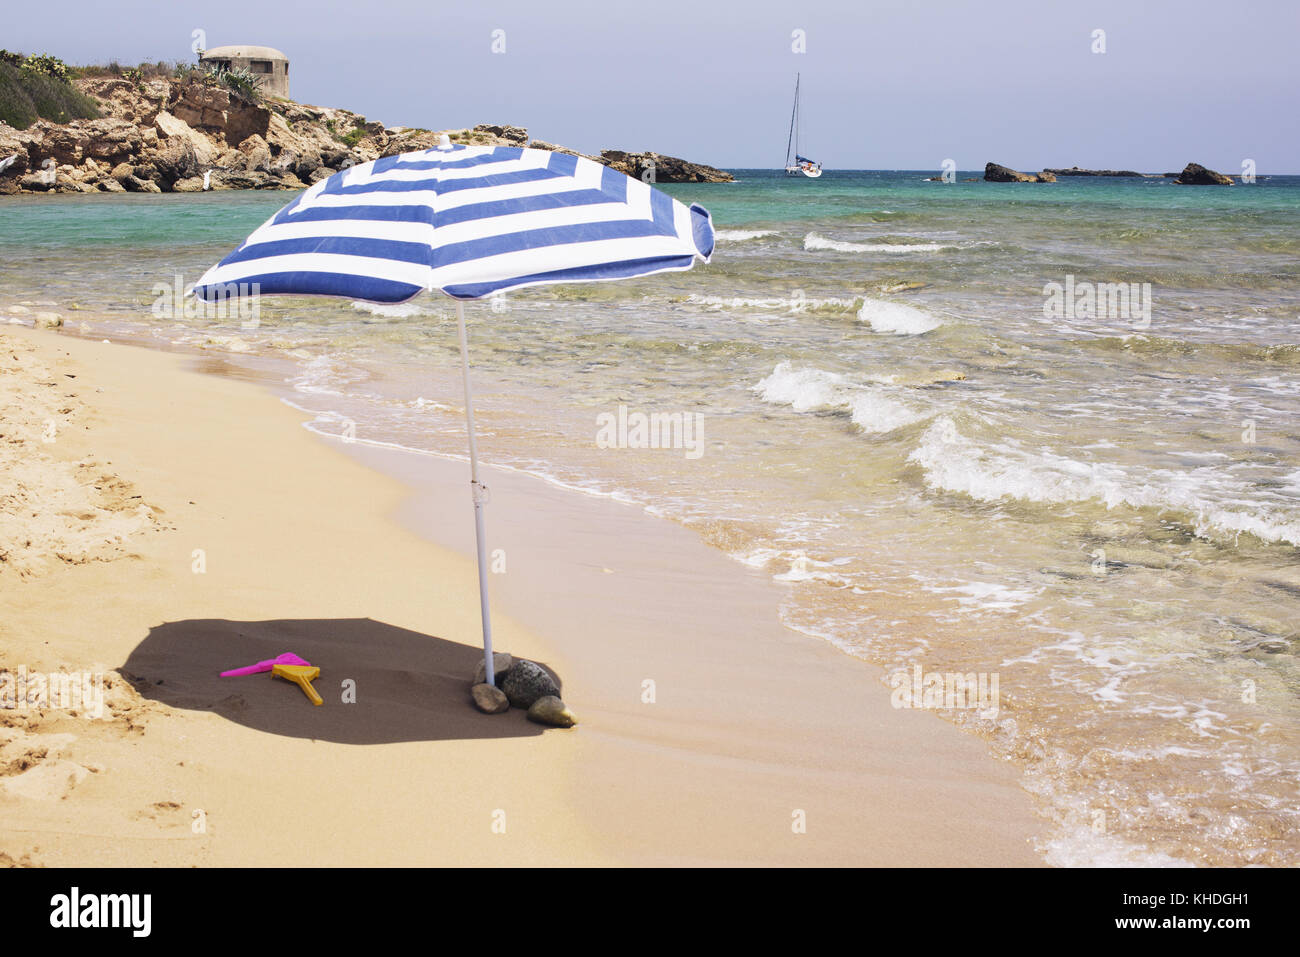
<box><xmin>0</xmin><ymin>326</ymin><xmax>1042</xmax><ymax>866</ymax></box>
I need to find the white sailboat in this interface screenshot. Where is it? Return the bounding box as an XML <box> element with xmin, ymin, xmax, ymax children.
<box><xmin>783</xmin><ymin>74</ymin><xmax>822</xmax><ymax>178</ymax></box>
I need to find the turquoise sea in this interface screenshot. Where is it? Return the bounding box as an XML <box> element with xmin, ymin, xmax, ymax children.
<box><xmin>3</xmin><ymin>170</ymin><xmax>1298</xmax><ymax>865</ymax></box>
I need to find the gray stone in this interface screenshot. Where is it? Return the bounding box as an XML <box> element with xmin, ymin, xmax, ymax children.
<box><xmin>470</xmin><ymin>652</ymin><xmax>514</xmax><ymax>688</ymax></box>
<box><xmin>470</xmin><ymin>683</ymin><xmax>509</xmax><ymax>714</ymax></box>
<box><xmin>501</xmin><ymin>660</ymin><xmax>560</xmax><ymax>709</ymax></box>
<box><xmin>527</xmin><ymin>696</ymin><xmax>577</xmax><ymax>728</ymax></box>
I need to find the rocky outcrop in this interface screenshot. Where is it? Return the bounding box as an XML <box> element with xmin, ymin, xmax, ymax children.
<box><xmin>473</xmin><ymin>123</ymin><xmax>528</xmax><ymax>146</ymax></box>
<box><xmin>1045</xmin><ymin>166</ymin><xmax>1143</xmax><ymax>177</ymax></box>
<box><xmin>524</xmin><ymin>139</ymin><xmax>579</xmax><ymax>157</ymax></box>
<box><xmin>0</xmin><ymin>74</ymin><xmax>732</xmax><ymax>194</ymax></box>
<box><xmin>1173</xmin><ymin>162</ymin><xmax>1234</xmax><ymax>185</ymax></box>
<box><xmin>598</xmin><ymin>149</ymin><xmax>733</xmax><ymax>183</ymax></box>
<box><xmin>984</xmin><ymin>162</ymin><xmax>1055</xmax><ymax>183</ymax></box>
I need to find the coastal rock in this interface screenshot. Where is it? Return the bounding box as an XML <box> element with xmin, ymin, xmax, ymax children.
<box><xmin>471</xmin><ymin>652</ymin><xmax>515</xmax><ymax>688</ymax></box>
<box><xmin>984</xmin><ymin>162</ymin><xmax>1054</xmax><ymax>183</ymax></box>
<box><xmin>294</xmin><ymin>144</ymin><xmax>323</xmax><ymax>179</ymax></box>
<box><xmin>380</xmin><ymin>130</ymin><xmax>446</xmax><ymax>158</ymax></box>
<box><xmin>239</xmin><ymin>134</ymin><xmax>272</xmax><ymax>172</ymax></box>
<box><xmin>126</xmin><ymin>175</ymin><xmax>161</xmax><ymax>193</ymax></box>
<box><xmin>1173</xmin><ymin>162</ymin><xmax>1234</xmax><ymax>185</ymax></box>
<box><xmin>170</xmin><ymin>76</ymin><xmax>271</xmax><ymax>145</ymax></box>
<box><xmin>528</xmin><ymin>139</ymin><xmax>580</xmax><ymax>156</ymax></box>
<box><xmin>526</xmin><ymin>695</ymin><xmax>578</xmax><ymax>728</ymax></box>
<box><xmin>599</xmin><ymin>149</ymin><xmax>733</xmax><ymax>183</ymax></box>
<box><xmin>5</xmin><ymin>75</ymin><xmax>730</xmax><ymax>194</ymax></box>
<box><xmin>27</xmin><ymin>118</ymin><xmax>142</xmax><ymax>168</ymax></box>
<box><xmin>470</xmin><ymin>683</ymin><xmax>510</xmax><ymax>714</ymax></box>
<box><xmin>19</xmin><ymin>172</ymin><xmax>55</xmax><ymax>191</ymax></box>
<box><xmin>34</xmin><ymin>312</ymin><xmax>62</xmax><ymax>329</ymax></box>
<box><xmin>153</xmin><ymin>110</ymin><xmax>217</xmax><ymax>166</ymax></box>
<box><xmin>208</xmin><ymin>169</ymin><xmax>273</xmax><ymax>190</ymax></box>
<box><xmin>268</xmin><ymin>147</ymin><xmax>300</xmax><ymax>177</ymax></box>
<box><xmin>0</xmin><ymin>125</ymin><xmax>34</xmax><ymax>181</ymax></box>
<box><xmin>473</xmin><ymin>123</ymin><xmax>529</xmax><ymax>146</ymax></box>
<box><xmin>1045</xmin><ymin>167</ymin><xmax>1143</xmax><ymax>177</ymax></box>
<box><xmin>150</xmin><ymin>139</ymin><xmax>201</xmax><ymax>188</ymax></box>
<box><xmin>320</xmin><ymin>146</ymin><xmax>356</xmax><ymax>169</ymax></box>
<box><xmin>500</xmin><ymin>660</ymin><xmax>561</xmax><ymax>709</ymax></box>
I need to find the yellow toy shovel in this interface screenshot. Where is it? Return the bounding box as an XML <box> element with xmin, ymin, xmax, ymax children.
<box><xmin>272</xmin><ymin>663</ymin><xmax>323</xmax><ymax>706</ymax></box>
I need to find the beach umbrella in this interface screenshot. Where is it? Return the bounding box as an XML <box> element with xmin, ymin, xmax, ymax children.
<box><xmin>193</xmin><ymin>138</ymin><xmax>714</xmax><ymax>687</ymax></box>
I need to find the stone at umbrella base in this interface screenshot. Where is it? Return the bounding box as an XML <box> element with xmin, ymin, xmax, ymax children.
<box><xmin>470</xmin><ymin>683</ymin><xmax>509</xmax><ymax>714</ymax></box>
<box><xmin>470</xmin><ymin>652</ymin><xmax>514</xmax><ymax>688</ymax></box>
<box><xmin>527</xmin><ymin>695</ymin><xmax>577</xmax><ymax>728</ymax></box>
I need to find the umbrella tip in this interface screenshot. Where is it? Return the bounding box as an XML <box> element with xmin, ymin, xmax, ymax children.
<box><xmin>438</xmin><ymin>133</ymin><xmax>452</xmax><ymax>150</ymax></box>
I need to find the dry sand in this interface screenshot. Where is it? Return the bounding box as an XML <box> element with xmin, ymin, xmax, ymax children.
<box><xmin>0</xmin><ymin>326</ymin><xmax>1044</xmax><ymax>866</ymax></box>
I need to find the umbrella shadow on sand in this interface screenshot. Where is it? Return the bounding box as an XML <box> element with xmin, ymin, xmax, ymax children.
<box><xmin>120</xmin><ymin>617</ymin><xmax>558</xmax><ymax>744</ymax></box>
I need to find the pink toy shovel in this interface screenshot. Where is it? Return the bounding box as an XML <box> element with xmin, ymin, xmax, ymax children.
<box><xmin>220</xmin><ymin>652</ymin><xmax>312</xmax><ymax>677</ymax></box>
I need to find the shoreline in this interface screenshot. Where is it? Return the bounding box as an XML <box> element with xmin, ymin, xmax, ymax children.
<box><xmin>0</xmin><ymin>325</ymin><xmax>1045</xmax><ymax>866</ymax></box>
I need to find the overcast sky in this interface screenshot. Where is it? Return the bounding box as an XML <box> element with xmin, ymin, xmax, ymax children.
<box><xmin>8</xmin><ymin>0</ymin><xmax>1297</xmax><ymax>172</ymax></box>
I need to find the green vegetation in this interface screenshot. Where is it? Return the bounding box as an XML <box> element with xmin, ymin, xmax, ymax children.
<box><xmin>339</xmin><ymin>126</ymin><xmax>366</xmax><ymax>148</ymax></box>
<box><xmin>0</xmin><ymin>53</ymin><xmax>100</xmax><ymax>129</ymax></box>
<box><xmin>202</xmin><ymin>65</ymin><xmax>262</xmax><ymax>103</ymax></box>
<box><xmin>20</xmin><ymin>53</ymin><xmax>71</xmax><ymax>83</ymax></box>
<box><xmin>75</xmin><ymin>59</ymin><xmax>185</xmax><ymax>80</ymax></box>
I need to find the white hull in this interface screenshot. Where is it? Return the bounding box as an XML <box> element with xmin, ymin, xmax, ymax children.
<box><xmin>785</xmin><ymin>165</ymin><xmax>823</xmax><ymax>178</ymax></box>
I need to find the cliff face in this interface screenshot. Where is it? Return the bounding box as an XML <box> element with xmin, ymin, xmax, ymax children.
<box><xmin>0</xmin><ymin>75</ymin><xmax>731</xmax><ymax>195</ymax></box>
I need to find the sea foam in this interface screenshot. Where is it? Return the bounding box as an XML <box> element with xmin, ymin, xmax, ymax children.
<box><xmin>803</xmin><ymin>232</ymin><xmax>949</xmax><ymax>254</ymax></box>
<box><xmin>909</xmin><ymin>417</ymin><xmax>1300</xmax><ymax>546</ymax></box>
<box><xmin>715</xmin><ymin>229</ymin><xmax>779</xmax><ymax>242</ymax></box>
<box><xmin>857</xmin><ymin>298</ymin><xmax>943</xmax><ymax>335</ymax></box>
<box><xmin>753</xmin><ymin>361</ymin><xmax>924</xmax><ymax>434</ymax></box>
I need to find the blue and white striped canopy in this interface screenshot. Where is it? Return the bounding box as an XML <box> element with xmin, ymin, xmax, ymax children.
<box><xmin>194</xmin><ymin>144</ymin><xmax>715</xmax><ymax>303</ymax></box>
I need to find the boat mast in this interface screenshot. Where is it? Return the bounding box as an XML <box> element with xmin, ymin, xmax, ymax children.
<box><xmin>785</xmin><ymin>73</ymin><xmax>799</xmax><ymax>167</ymax></box>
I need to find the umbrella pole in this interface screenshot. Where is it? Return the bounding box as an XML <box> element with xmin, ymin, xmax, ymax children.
<box><xmin>456</xmin><ymin>300</ymin><xmax>496</xmax><ymax>686</ymax></box>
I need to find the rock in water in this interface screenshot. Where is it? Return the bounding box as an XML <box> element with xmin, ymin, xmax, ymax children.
<box><xmin>1044</xmin><ymin>167</ymin><xmax>1143</xmax><ymax>177</ymax></box>
<box><xmin>470</xmin><ymin>652</ymin><xmax>514</xmax><ymax>688</ymax></box>
<box><xmin>984</xmin><ymin>162</ymin><xmax>1054</xmax><ymax>183</ymax></box>
<box><xmin>470</xmin><ymin>683</ymin><xmax>509</xmax><ymax>714</ymax></box>
<box><xmin>527</xmin><ymin>696</ymin><xmax>577</xmax><ymax>728</ymax></box>
<box><xmin>1173</xmin><ymin>162</ymin><xmax>1234</xmax><ymax>185</ymax></box>
<box><xmin>501</xmin><ymin>660</ymin><xmax>560</xmax><ymax>708</ymax></box>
